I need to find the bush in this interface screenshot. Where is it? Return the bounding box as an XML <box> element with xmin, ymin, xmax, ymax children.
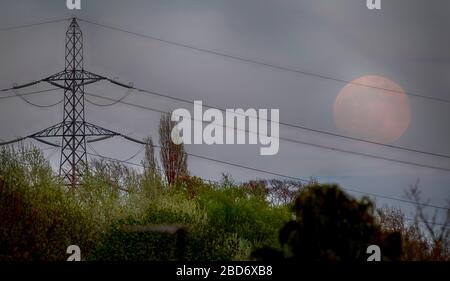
<box><xmin>4</xmin><ymin>145</ymin><xmax>428</xmax><ymax>261</ymax></box>
<box><xmin>197</xmin><ymin>184</ymin><xmax>289</xmax><ymax>250</ymax></box>
<box><xmin>0</xmin><ymin>145</ymin><xmax>97</xmax><ymax>261</ymax></box>
<box><xmin>254</xmin><ymin>183</ymin><xmax>402</xmax><ymax>261</ymax></box>
<box><xmin>90</xmin><ymin>177</ymin><xmax>290</xmax><ymax>261</ymax></box>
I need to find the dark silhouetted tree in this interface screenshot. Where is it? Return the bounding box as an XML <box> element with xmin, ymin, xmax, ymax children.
<box><xmin>280</xmin><ymin>184</ymin><xmax>380</xmax><ymax>260</ymax></box>
<box><xmin>254</xmin><ymin>183</ymin><xmax>402</xmax><ymax>261</ymax></box>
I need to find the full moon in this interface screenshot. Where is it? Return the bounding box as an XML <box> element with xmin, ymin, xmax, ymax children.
<box><xmin>333</xmin><ymin>75</ymin><xmax>411</xmax><ymax>143</ymax></box>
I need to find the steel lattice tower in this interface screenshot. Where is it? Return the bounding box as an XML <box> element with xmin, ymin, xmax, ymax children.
<box><xmin>12</xmin><ymin>18</ymin><xmax>145</xmax><ymax>187</ymax></box>
<box><xmin>61</xmin><ymin>18</ymin><xmax>87</xmax><ymax>185</ymax></box>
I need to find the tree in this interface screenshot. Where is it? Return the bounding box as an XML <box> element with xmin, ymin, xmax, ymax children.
<box><xmin>159</xmin><ymin>114</ymin><xmax>188</xmax><ymax>186</ymax></box>
<box><xmin>143</xmin><ymin>137</ymin><xmax>159</xmax><ymax>176</ymax></box>
<box><xmin>266</xmin><ymin>179</ymin><xmax>303</xmax><ymax>206</ymax></box>
<box><xmin>239</xmin><ymin>179</ymin><xmax>303</xmax><ymax>205</ymax></box>
<box><xmin>405</xmin><ymin>182</ymin><xmax>450</xmax><ymax>260</ymax></box>
<box><xmin>254</xmin><ymin>183</ymin><xmax>402</xmax><ymax>261</ymax></box>
<box><xmin>140</xmin><ymin>137</ymin><xmax>163</xmax><ymax>197</ymax></box>
<box><xmin>377</xmin><ymin>206</ymin><xmax>428</xmax><ymax>260</ymax></box>
<box><xmin>281</xmin><ymin>184</ymin><xmax>380</xmax><ymax>260</ymax></box>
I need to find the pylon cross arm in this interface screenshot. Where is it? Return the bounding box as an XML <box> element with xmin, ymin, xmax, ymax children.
<box><xmin>31</xmin><ymin>122</ymin><xmax>120</xmax><ymax>138</ymax></box>
<box><xmin>43</xmin><ymin>70</ymin><xmax>106</xmax><ymax>90</ymax></box>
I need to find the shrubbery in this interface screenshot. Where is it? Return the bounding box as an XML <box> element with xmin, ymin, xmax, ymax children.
<box><xmin>91</xmin><ymin>178</ymin><xmax>289</xmax><ymax>261</ymax></box>
<box><xmin>0</xmin><ymin>145</ymin><xmax>97</xmax><ymax>261</ymax></box>
<box><xmin>1</xmin><ymin>145</ymin><xmax>448</xmax><ymax>261</ymax></box>
<box><xmin>0</xmin><ymin>145</ymin><xmax>290</xmax><ymax>261</ymax></box>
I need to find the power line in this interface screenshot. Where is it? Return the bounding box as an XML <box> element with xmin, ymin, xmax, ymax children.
<box><xmin>85</xmin><ymin>143</ymin><xmax>450</xmax><ymax>211</ymax></box>
<box><xmin>84</xmin><ymin>90</ymin><xmax>450</xmax><ymax>172</ymax></box>
<box><xmin>25</xmin><ymin>136</ymin><xmax>450</xmax><ymax>226</ymax></box>
<box><xmin>3</xmin><ymin>17</ymin><xmax>448</xmax><ymax>105</ymax></box>
<box><xmin>1</xmin><ymin>18</ymin><xmax>448</xmax><ymax>212</ymax></box>
<box><xmin>5</xmin><ymin>18</ymin><xmax>447</xmax><ymax>159</ymax></box>
<box><xmin>2</xmin><ymin>19</ymin><xmax>450</xmax><ymax>167</ymax></box>
<box><xmin>87</xmin><ymin>150</ymin><xmax>143</xmax><ymax>168</ymax></box>
<box><xmin>0</xmin><ymin>136</ymin><xmax>29</xmax><ymax>146</ymax></box>
<box><xmin>182</xmin><ymin>150</ymin><xmax>450</xmax><ymax>211</ymax></box>
<box><xmin>0</xmin><ymin>85</ymin><xmax>62</xmax><ymax>107</ymax></box>
<box><xmin>4</xmin><ymin>88</ymin><xmax>448</xmax><ymax>173</ymax></box>
<box><xmin>0</xmin><ymin>88</ymin><xmax>60</xmax><ymax>100</ymax></box>
<box><xmin>0</xmin><ymin>18</ymin><xmax>70</xmax><ymax>32</ymax></box>
<box><xmin>104</xmin><ymin>78</ymin><xmax>450</xmax><ymax>160</ymax></box>
<box><xmin>45</xmin><ymin>146</ymin><xmax>61</xmax><ymax>159</ymax></box>
<box><xmin>88</xmin><ymin>142</ymin><xmax>450</xmax><ymax>227</ymax></box>
<box><xmin>0</xmin><ymin>79</ymin><xmax>45</xmax><ymax>92</ymax></box>
<box><xmin>85</xmin><ymin>133</ymin><xmax>450</xmax><ymax>211</ymax></box>
<box><xmin>15</xmin><ymin>142</ymin><xmax>447</xmax><ymax>217</ymax></box>
<box><xmin>11</xmin><ymin>86</ymin><xmax>63</xmax><ymax>108</ymax></box>
<box><xmin>78</xmin><ymin>17</ymin><xmax>450</xmax><ymax>105</ymax></box>
<box><xmin>404</xmin><ymin>217</ymin><xmax>450</xmax><ymax>229</ymax></box>
<box><xmin>84</xmin><ymin>83</ymin><xmax>134</xmax><ymax>107</ymax></box>
<box><xmin>85</xmin><ymin>91</ymin><xmax>166</xmax><ymax>114</ymax></box>
<box><xmin>88</xmin><ymin>142</ymin><xmax>145</xmax><ymax>163</ymax></box>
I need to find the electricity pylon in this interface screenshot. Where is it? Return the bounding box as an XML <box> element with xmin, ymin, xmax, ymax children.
<box><xmin>1</xmin><ymin>18</ymin><xmax>144</xmax><ymax>188</ymax></box>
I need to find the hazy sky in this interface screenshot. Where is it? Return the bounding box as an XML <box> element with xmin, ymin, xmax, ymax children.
<box><xmin>0</xmin><ymin>0</ymin><xmax>449</xmax><ymax>219</ymax></box>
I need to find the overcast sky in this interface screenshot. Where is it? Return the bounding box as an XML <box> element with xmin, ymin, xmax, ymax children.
<box><xmin>0</xmin><ymin>0</ymin><xmax>449</xmax><ymax>219</ymax></box>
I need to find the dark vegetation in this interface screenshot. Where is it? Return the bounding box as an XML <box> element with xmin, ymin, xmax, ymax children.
<box><xmin>0</xmin><ymin>115</ymin><xmax>448</xmax><ymax>261</ymax></box>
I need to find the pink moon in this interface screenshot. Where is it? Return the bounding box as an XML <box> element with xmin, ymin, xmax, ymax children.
<box><xmin>333</xmin><ymin>75</ymin><xmax>411</xmax><ymax>143</ymax></box>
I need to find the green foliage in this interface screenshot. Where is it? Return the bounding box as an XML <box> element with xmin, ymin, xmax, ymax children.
<box><xmin>0</xmin><ymin>145</ymin><xmax>443</xmax><ymax>261</ymax></box>
<box><xmin>0</xmin><ymin>145</ymin><xmax>97</xmax><ymax>261</ymax></box>
<box><xmin>0</xmin><ymin>145</ymin><xmax>290</xmax><ymax>261</ymax></box>
<box><xmin>196</xmin><ymin>184</ymin><xmax>289</xmax><ymax>249</ymax></box>
<box><xmin>91</xmin><ymin>180</ymin><xmax>289</xmax><ymax>261</ymax></box>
